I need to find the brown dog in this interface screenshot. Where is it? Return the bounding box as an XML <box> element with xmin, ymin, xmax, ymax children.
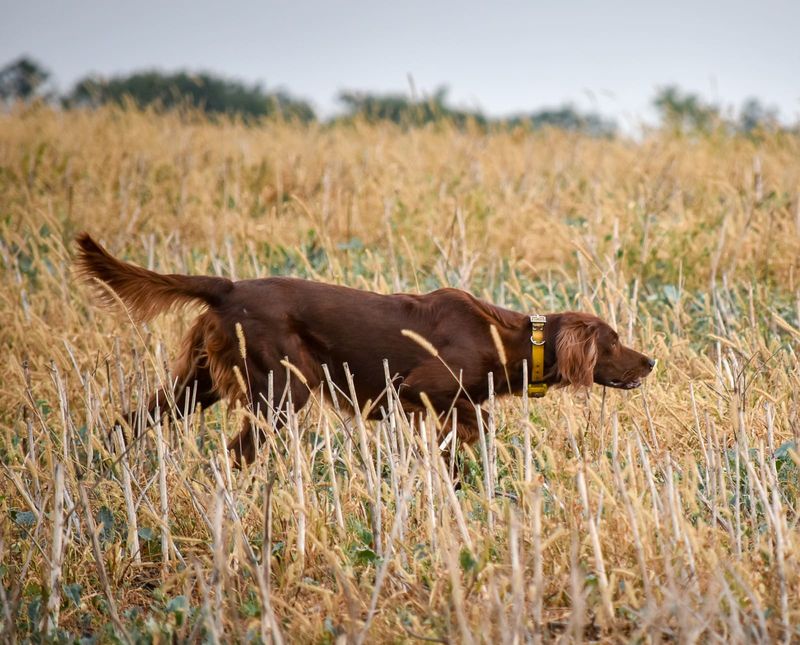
<box><xmin>76</xmin><ymin>233</ymin><xmax>655</xmax><ymax>465</ymax></box>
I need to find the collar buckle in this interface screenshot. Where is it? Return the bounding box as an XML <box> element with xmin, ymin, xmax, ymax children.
<box><xmin>528</xmin><ymin>382</ymin><xmax>548</xmax><ymax>397</ymax></box>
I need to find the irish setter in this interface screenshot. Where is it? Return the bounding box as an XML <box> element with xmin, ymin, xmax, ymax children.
<box><xmin>75</xmin><ymin>233</ymin><xmax>655</xmax><ymax>466</ymax></box>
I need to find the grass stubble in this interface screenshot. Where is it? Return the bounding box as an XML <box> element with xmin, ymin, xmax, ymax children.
<box><xmin>1</xmin><ymin>106</ymin><xmax>799</xmax><ymax>642</ymax></box>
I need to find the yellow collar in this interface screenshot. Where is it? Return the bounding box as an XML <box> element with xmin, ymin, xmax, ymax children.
<box><xmin>528</xmin><ymin>314</ymin><xmax>548</xmax><ymax>398</ymax></box>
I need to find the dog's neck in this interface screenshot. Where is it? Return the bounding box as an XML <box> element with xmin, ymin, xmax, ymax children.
<box><xmin>493</xmin><ymin>311</ymin><xmax>561</xmax><ymax>395</ymax></box>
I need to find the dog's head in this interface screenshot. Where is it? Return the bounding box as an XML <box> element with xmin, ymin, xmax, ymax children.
<box><xmin>550</xmin><ymin>312</ymin><xmax>655</xmax><ymax>390</ymax></box>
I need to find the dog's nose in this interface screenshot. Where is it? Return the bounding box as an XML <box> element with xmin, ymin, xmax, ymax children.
<box><xmin>646</xmin><ymin>357</ymin><xmax>656</xmax><ymax>371</ymax></box>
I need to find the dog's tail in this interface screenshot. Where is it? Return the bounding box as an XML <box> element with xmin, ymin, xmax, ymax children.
<box><xmin>75</xmin><ymin>233</ymin><xmax>234</xmax><ymax>321</ymax></box>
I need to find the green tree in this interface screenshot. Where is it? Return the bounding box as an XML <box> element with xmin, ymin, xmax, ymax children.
<box><xmin>0</xmin><ymin>56</ymin><xmax>51</xmax><ymax>101</ymax></box>
<box><xmin>653</xmin><ymin>86</ymin><xmax>719</xmax><ymax>133</ymax></box>
<box><xmin>65</xmin><ymin>70</ymin><xmax>315</xmax><ymax>122</ymax></box>
<box><xmin>738</xmin><ymin>97</ymin><xmax>778</xmax><ymax>134</ymax></box>
<box><xmin>507</xmin><ymin>105</ymin><xmax>616</xmax><ymax>137</ymax></box>
<box><xmin>336</xmin><ymin>86</ymin><xmax>486</xmax><ymax>128</ymax></box>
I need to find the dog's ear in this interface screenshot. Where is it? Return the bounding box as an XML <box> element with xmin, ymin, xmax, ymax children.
<box><xmin>555</xmin><ymin>317</ymin><xmax>599</xmax><ymax>388</ymax></box>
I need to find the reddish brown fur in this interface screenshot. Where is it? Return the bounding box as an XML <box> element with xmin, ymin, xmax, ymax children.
<box><xmin>75</xmin><ymin>233</ymin><xmax>655</xmax><ymax>466</ymax></box>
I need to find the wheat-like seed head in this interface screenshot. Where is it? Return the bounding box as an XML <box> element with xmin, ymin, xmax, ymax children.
<box><xmin>402</xmin><ymin>329</ymin><xmax>439</xmax><ymax>357</ymax></box>
<box><xmin>235</xmin><ymin>322</ymin><xmax>247</xmax><ymax>359</ymax></box>
<box><xmin>280</xmin><ymin>358</ymin><xmax>309</xmax><ymax>385</ymax></box>
<box><xmin>232</xmin><ymin>364</ymin><xmax>248</xmax><ymax>396</ymax></box>
<box><xmin>489</xmin><ymin>324</ymin><xmax>507</xmax><ymax>366</ymax></box>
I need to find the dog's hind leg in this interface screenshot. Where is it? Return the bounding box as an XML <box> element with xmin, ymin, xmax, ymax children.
<box><xmin>125</xmin><ymin>319</ymin><xmax>220</xmax><ymax>437</ymax></box>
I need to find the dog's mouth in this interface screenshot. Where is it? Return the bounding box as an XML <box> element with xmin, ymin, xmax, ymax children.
<box><xmin>606</xmin><ymin>378</ymin><xmax>642</xmax><ymax>390</ymax></box>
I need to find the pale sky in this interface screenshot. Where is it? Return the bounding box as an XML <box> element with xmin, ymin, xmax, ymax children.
<box><xmin>2</xmin><ymin>0</ymin><xmax>798</xmax><ymax>128</ymax></box>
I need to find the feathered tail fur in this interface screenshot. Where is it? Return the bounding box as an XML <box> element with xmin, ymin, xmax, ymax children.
<box><xmin>75</xmin><ymin>233</ymin><xmax>233</xmax><ymax>321</ymax></box>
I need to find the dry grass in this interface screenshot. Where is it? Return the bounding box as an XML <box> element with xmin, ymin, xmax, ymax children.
<box><xmin>1</xmin><ymin>105</ymin><xmax>800</xmax><ymax>643</ymax></box>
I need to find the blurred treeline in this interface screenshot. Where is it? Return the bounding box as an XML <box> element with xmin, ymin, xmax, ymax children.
<box><xmin>0</xmin><ymin>55</ymin><xmax>788</xmax><ymax>136</ymax></box>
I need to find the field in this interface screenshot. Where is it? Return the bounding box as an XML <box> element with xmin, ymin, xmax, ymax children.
<box><xmin>1</xmin><ymin>106</ymin><xmax>800</xmax><ymax>643</ymax></box>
